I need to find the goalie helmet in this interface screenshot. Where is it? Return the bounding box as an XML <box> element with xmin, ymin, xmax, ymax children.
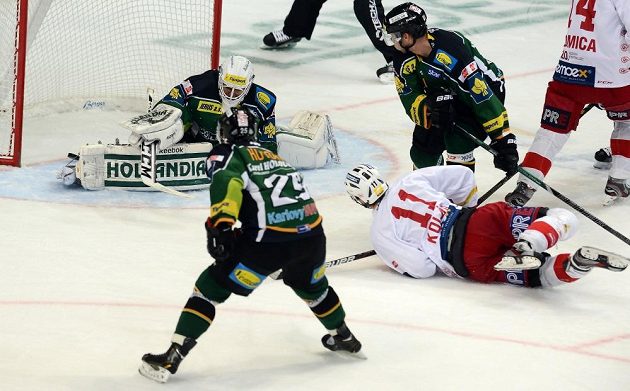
<box><xmin>345</xmin><ymin>164</ymin><xmax>389</xmax><ymax>208</ymax></box>
<box><xmin>218</xmin><ymin>106</ymin><xmax>259</xmax><ymax>144</ymax></box>
<box><xmin>384</xmin><ymin>3</ymin><xmax>427</xmax><ymax>42</ymax></box>
<box><xmin>218</xmin><ymin>55</ymin><xmax>255</xmax><ymax>107</ymax></box>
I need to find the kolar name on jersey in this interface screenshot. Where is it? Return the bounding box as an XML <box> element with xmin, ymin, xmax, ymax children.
<box><xmin>425</xmin><ymin>204</ymin><xmax>451</xmax><ymax>244</ymax></box>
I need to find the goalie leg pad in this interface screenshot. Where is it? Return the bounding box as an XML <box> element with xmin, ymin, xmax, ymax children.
<box><xmin>76</xmin><ymin>144</ymin><xmax>106</xmax><ymax>190</ymax></box>
<box><xmin>277</xmin><ymin>110</ymin><xmax>340</xmax><ymax>169</ymax></box>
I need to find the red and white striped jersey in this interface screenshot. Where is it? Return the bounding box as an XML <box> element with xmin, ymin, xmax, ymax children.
<box><xmin>370</xmin><ymin>166</ymin><xmax>478</xmax><ymax>279</ymax></box>
<box><xmin>554</xmin><ymin>0</ymin><xmax>630</xmax><ymax>88</ymax></box>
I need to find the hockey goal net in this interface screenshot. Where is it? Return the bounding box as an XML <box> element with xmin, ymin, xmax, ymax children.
<box><xmin>0</xmin><ymin>0</ymin><xmax>222</xmax><ymax>167</ymax></box>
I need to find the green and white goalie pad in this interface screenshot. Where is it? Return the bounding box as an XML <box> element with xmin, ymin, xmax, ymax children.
<box><xmin>277</xmin><ymin>110</ymin><xmax>340</xmax><ymax>169</ymax></box>
<box><xmin>66</xmin><ymin>142</ymin><xmax>212</xmax><ymax>191</ymax></box>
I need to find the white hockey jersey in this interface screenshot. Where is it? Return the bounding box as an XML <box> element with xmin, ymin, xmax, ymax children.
<box><xmin>371</xmin><ymin>166</ymin><xmax>478</xmax><ymax>279</ymax></box>
<box><xmin>554</xmin><ymin>0</ymin><xmax>630</xmax><ymax>88</ymax></box>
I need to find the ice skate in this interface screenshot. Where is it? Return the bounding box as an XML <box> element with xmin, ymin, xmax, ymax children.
<box><xmin>321</xmin><ymin>323</ymin><xmax>366</xmax><ymax>359</ymax></box>
<box><xmin>376</xmin><ymin>62</ymin><xmax>394</xmax><ymax>84</ymax></box>
<box><xmin>603</xmin><ymin>176</ymin><xmax>629</xmax><ymax>206</ymax></box>
<box><xmin>505</xmin><ymin>181</ymin><xmax>536</xmax><ymax>207</ymax></box>
<box><xmin>494</xmin><ymin>240</ymin><xmax>543</xmax><ymax>271</ymax></box>
<box><xmin>593</xmin><ymin>147</ymin><xmax>612</xmax><ymax>170</ymax></box>
<box><xmin>138</xmin><ymin>337</ymin><xmax>197</xmax><ymax>383</ymax></box>
<box><xmin>571</xmin><ymin>246</ymin><xmax>629</xmax><ymax>272</ymax></box>
<box><xmin>262</xmin><ymin>29</ymin><xmax>302</xmax><ymax>49</ymax></box>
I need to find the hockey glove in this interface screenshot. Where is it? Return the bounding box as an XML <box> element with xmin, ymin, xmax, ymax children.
<box><xmin>205</xmin><ymin>220</ymin><xmax>236</xmax><ymax>263</ymax></box>
<box><xmin>427</xmin><ymin>92</ymin><xmax>455</xmax><ymax>133</ymax></box>
<box><xmin>490</xmin><ymin>133</ymin><xmax>519</xmax><ymax>175</ymax></box>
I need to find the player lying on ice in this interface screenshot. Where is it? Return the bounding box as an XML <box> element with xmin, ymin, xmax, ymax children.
<box><xmin>59</xmin><ymin>55</ymin><xmax>339</xmax><ymax>191</ymax></box>
<box><xmin>345</xmin><ymin>164</ymin><xmax>628</xmax><ymax>286</ymax></box>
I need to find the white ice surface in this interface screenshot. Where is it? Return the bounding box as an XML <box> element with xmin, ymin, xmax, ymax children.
<box><xmin>1</xmin><ymin>1</ymin><xmax>629</xmax><ymax>390</ymax></box>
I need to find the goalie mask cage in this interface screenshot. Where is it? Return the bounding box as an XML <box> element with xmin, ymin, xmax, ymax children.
<box><xmin>0</xmin><ymin>0</ymin><xmax>223</xmax><ymax>167</ymax></box>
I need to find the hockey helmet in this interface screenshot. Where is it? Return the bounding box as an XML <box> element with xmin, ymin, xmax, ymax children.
<box><xmin>218</xmin><ymin>55</ymin><xmax>254</xmax><ymax>107</ymax></box>
<box><xmin>345</xmin><ymin>164</ymin><xmax>389</xmax><ymax>208</ymax></box>
<box><xmin>384</xmin><ymin>2</ymin><xmax>428</xmax><ymax>43</ymax></box>
<box><xmin>218</xmin><ymin>106</ymin><xmax>259</xmax><ymax>144</ymax></box>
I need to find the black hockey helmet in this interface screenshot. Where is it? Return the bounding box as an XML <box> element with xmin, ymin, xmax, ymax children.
<box><xmin>218</xmin><ymin>106</ymin><xmax>259</xmax><ymax>144</ymax></box>
<box><xmin>384</xmin><ymin>2</ymin><xmax>428</xmax><ymax>40</ymax></box>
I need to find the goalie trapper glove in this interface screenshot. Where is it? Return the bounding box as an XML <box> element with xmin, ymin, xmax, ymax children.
<box><xmin>490</xmin><ymin>133</ymin><xmax>519</xmax><ymax>175</ymax></box>
<box><xmin>427</xmin><ymin>91</ymin><xmax>455</xmax><ymax>133</ymax></box>
<box><xmin>205</xmin><ymin>219</ymin><xmax>236</xmax><ymax>262</ymax></box>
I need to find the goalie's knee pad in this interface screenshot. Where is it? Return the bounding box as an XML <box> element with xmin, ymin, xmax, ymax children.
<box><xmin>75</xmin><ymin>144</ymin><xmax>106</xmax><ymax>190</ymax></box>
<box><xmin>277</xmin><ymin>110</ymin><xmax>340</xmax><ymax>169</ymax></box>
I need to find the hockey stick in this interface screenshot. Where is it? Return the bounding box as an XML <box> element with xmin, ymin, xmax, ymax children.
<box><xmin>140</xmin><ymin>140</ymin><xmax>192</xmax><ymax>199</ymax></box>
<box><xmin>269</xmin><ymin>249</ymin><xmax>377</xmax><ymax>280</ymax></box>
<box><xmin>455</xmin><ymin>124</ymin><xmax>630</xmax><ymax>246</ymax></box>
<box><xmin>474</xmin><ymin>104</ymin><xmax>598</xmax><ymax>205</ymax></box>
<box><xmin>477</xmin><ymin>173</ymin><xmax>516</xmax><ymax>204</ymax></box>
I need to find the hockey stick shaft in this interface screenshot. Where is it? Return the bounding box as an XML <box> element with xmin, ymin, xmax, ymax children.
<box><xmin>475</xmin><ymin>104</ymin><xmax>597</xmax><ymax>205</ymax></box>
<box><xmin>270</xmin><ymin>249</ymin><xmax>377</xmax><ymax>280</ymax></box>
<box><xmin>477</xmin><ymin>172</ymin><xmax>516</xmax><ymax>204</ymax></box>
<box><xmin>455</xmin><ymin>124</ymin><xmax>630</xmax><ymax>246</ymax></box>
<box><xmin>140</xmin><ymin>140</ymin><xmax>193</xmax><ymax>199</ymax></box>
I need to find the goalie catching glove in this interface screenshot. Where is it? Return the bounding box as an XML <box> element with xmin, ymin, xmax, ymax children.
<box><xmin>124</xmin><ymin>103</ymin><xmax>184</xmax><ymax>150</ymax></box>
<box><xmin>205</xmin><ymin>219</ymin><xmax>238</xmax><ymax>262</ymax></box>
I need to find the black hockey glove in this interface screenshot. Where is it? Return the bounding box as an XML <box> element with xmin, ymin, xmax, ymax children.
<box><xmin>490</xmin><ymin>133</ymin><xmax>519</xmax><ymax>175</ymax></box>
<box><xmin>427</xmin><ymin>92</ymin><xmax>455</xmax><ymax>133</ymax></box>
<box><xmin>205</xmin><ymin>220</ymin><xmax>236</xmax><ymax>263</ymax></box>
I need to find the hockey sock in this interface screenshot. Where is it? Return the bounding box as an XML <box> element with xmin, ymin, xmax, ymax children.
<box><xmin>293</xmin><ymin>279</ymin><xmax>346</xmax><ymax>330</ymax></box>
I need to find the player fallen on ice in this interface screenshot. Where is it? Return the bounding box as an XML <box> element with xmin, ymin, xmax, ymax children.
<box><xmin>345</xmin><ymin>163</ymin><xmax>628</xmax><ymax>286</ymax></box>
<box><xmin>384</xmin><ymin>2</ymin><xmax>518</xmax><ymax>176</ymax></box>
<box><xmin>138</xmin><ymin>107</ymin><xmax>362</xmax><ymax>383</ymax></box>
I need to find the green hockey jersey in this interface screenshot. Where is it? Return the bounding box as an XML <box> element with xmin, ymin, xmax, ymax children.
<box><xmin>393</xmin><ymin>28</ymin><xmax>509</xmax><ymax>140</ymax></box>
<box><xmin>206</xmin><ymin>141</ymin><xmax>323</xmax><ymax>242</ymax></box>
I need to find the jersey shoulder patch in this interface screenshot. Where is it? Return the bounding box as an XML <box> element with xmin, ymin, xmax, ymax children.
<box><xmin>206</xmin><ymin>144</ymin><xmax>234</xmax><ymax>180</ymax></box>
<box><xmin>250</xmin><ymin>85</ymin><xmax>276</xmax><ymax>112</ymax></box>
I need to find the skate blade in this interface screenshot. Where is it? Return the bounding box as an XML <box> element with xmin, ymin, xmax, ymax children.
<box><xmin>580</xmin><ymin>246</ymin><xmax>629</xmax><ymax>272</ymax></box>
<box><xmin>378</xmin><ymin>73</ymin><xmax>395</xmax><ymax>84</ymax></box>
<box><xmin>259</xmin><ymin>42</ymin><xmax>298</xmax><ymax>50</ymax></box>
<box><xmin>603</xmin><ymin>194</ymin><xmax>618</xmax><ymax>206</ymax></box>
<box><xmin>494</xmin><ymin>255</ymin><xmax>541</xmax><ymax>271</ymax></box>
<box><xmin>330</xmin><ymin>349</ymin><xmax>368</xmax><ymax>360</ymax></box>
<box><xmin>138</xmin><ymin>361</ymin><xmax>170</xmax><ymax>383</ymax></box>
<box><xmin>593</xmin><ymin>162</ymin><xmax>612</xmax><ymax>170</ymax></box>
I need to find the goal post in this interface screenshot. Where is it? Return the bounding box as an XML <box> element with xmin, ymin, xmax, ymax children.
<box><xmin>0</xmin><ymin>0</ymin><xmax>223</xmax><ymax>167</ymax></box>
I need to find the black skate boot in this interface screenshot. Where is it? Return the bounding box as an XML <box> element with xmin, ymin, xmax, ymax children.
<box><xmin>571</xmin><ymin>246</ymin><xmax>629</xmax><ymax>272</ymax></box>
<box><xmin>603</xmin><ymin>176</ymin><xmax>629</xmax><ymax>206</ymax></box>
<box><xmin>593</xmin><ymin>147</ymin><xmax>612</xmax><ymax>170</ymax></box>
<box><xmin>262</xmin><ymin>29</ymin><xmax>302</xmax><ymax>49</ymax></box>
<box><xmin>505</xmin><ymin>181</ymin><xmax>536</xmax><ymax>207</ymax></box>
<box><xmin>376</xmin><ymin>62</ymin><xmax>394</xmax><ymax>84</ymax></box>
<box><xmin>321</xmin><ymin>322</ymin><xmax>364</xmax><ymax>357</ymax></box>
<box><xmin>139</xmin><ymin>337</ymin><xmax>197</xmax><ymax>383</ymax></box>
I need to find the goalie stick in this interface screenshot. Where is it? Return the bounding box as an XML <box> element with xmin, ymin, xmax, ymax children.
<box><xmin>269</xmin><ymin>249</ymin><xmax>377</xmax><ymax>280</ymax></box>
<box><xmin>140</xmin><ymin>140</ymin><xmax>192</xmax><ymax>199</ymax></box>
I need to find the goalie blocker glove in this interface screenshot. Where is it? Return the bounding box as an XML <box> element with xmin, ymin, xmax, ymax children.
<box><xmin>490</xmin><ymin>133</ymin><xmax>519</xmax><ymax>175</ymax></box>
